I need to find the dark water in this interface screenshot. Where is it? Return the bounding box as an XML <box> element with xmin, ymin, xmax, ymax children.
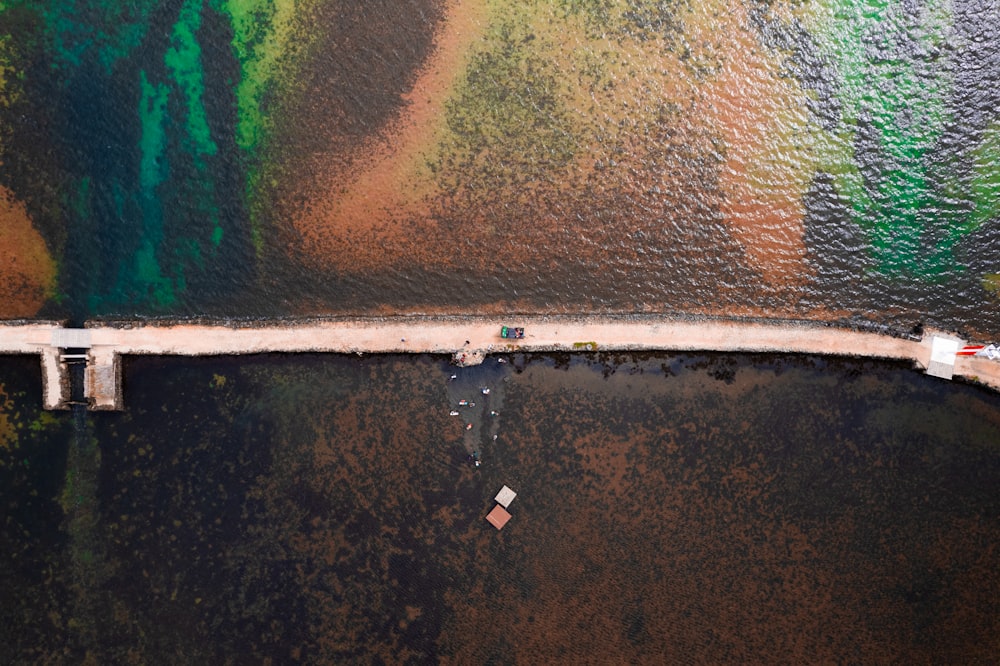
<box><xmin>3</xmin><ymin>352</ymin><xmax>998</xmax><ymax>662</ymax></box>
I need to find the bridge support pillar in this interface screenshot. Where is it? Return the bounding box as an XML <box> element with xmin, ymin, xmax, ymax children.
<box><xmin>40</xmin><ymin>348</ymin><xmax>71</xmax><ymax>410</ymax></box>
<box><xmin>86</xmin><ymin>348</ymin><xmax>122</xmax><ymax>410</ymax></box>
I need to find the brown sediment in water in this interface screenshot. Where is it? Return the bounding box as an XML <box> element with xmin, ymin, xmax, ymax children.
<box><xmin>289</xmin><ymin>0</ymin><xmax>489</xmax><ymax>271</ymax></box>
<box><xmin>436</xmin><ymin>358</ymin><xmax>1000</xmax><ymax>662</ymax></box>
<box><xmin>0</xmin><ymin>186</ymin><xmax>56</xmax><ymax>317</ymax></box>
<box><xmin>552</xmin><ymin>0</ymin><xmax>814</xmax><ymax>290</ymax></box>
<box><xmin>74</xmin><ymin>353</ymin><xmax>1000</xmax><ymax>662</ymax></box>
<box><xmin>279</xmin><ymin>0</ymin><xmax>817</xmax><ymax>295</ymax></box>
<box><xmin>403</xmin><ymin>12</ymin><xmax>750</xmax><ymax>291</ymax></box>
<box><xmin>690</xmin><ymin>0</ymin><xmax>814</xmax><ymax>288</ymax></box>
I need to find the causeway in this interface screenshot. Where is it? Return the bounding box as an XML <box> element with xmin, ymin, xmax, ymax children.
<box><xmin>0</xmin><ymin>316</ymin><xmax>995</xmax><ymax>410</ymax></box>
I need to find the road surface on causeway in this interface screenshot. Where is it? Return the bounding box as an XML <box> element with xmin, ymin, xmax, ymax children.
<box><xmin>0</xmin><ymin>316</ymin><xmax>995</xmax><ymax>409</ymax></box>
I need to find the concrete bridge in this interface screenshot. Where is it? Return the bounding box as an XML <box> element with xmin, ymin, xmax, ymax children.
<box><xmin>0</xmin><ymin>317</ymin><xmax>996</xmax><ymax>410</ymax></box>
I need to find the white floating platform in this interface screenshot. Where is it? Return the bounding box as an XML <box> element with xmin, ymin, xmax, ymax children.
<box><xmin>495</xmin><ymin>485</ymin><xmax>517</xmax><ymax>508</ymax></box>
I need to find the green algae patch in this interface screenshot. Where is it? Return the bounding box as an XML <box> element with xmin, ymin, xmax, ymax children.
<box><xmin>215</xmin><ymin>0</ymin><xmax>319</xmax><ymax>255</ymax></box>
<box><xmin>968</xmin><ymin>121</ymin><xmax>1000</xmax><ymax>233</ymax></box>
<box><xmin>573</xmin><ymin>341</ymin><xmax>598</xmax><ymax>350</ymax></box>
<box><xmin>984</xmin><ymin>274</ymin><xmax>1000</xmax><ymax>297</ymax></box>
<box><xmin>802</xmin><ymin>0</ymin><xmax>995</xmax><ymax>279</ymax></box>
<box><xmin>28</xmin><ymin>410</ymin><xmax>59</xmax><ymax>433</ymax></box>
<box><xmin>0</xmin><ymin>30</ymin><xmax>19</xmax><ymax>110</ymax></box>
<box><xmin>138</xmin><ymin>72</ymin><xmax>170</xmax><ymax>190</ymax></box>
<box><xmin>0</xmin><ymin>385</ymin><xmax>16</xmax><ymax>454</ymax></box>
<box><xmin>60</xmin><ymin>430</ymin><xmax>109</xmax><ymax>659</ymax></box>
<box><xmin>135</xmin><ymin>71</ymin><xmax>177</xmax><ymax>309</ymax></box>
<box><xmin>436</xmin><ymin>15</ymin><xmax>579</xmax><ymax>194</ymax></box>
<box><xmin>58</xmin><ymin>434</ymin><xmax>100</xmax><ymax>516</ymax></box>
<box><xmin>165</xmin><ymin>0</ymin><xmax>216</xmax><ymax>158</ymax></box>
<box><xmin>17</xmin><ymin>1</ymin><xmax>158</xmax><ymax>74</ymax></box>
<box><xmin>217</xmin><ymin>0</ymin><xmax>309</xmax><ymax>154</ymax></box>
